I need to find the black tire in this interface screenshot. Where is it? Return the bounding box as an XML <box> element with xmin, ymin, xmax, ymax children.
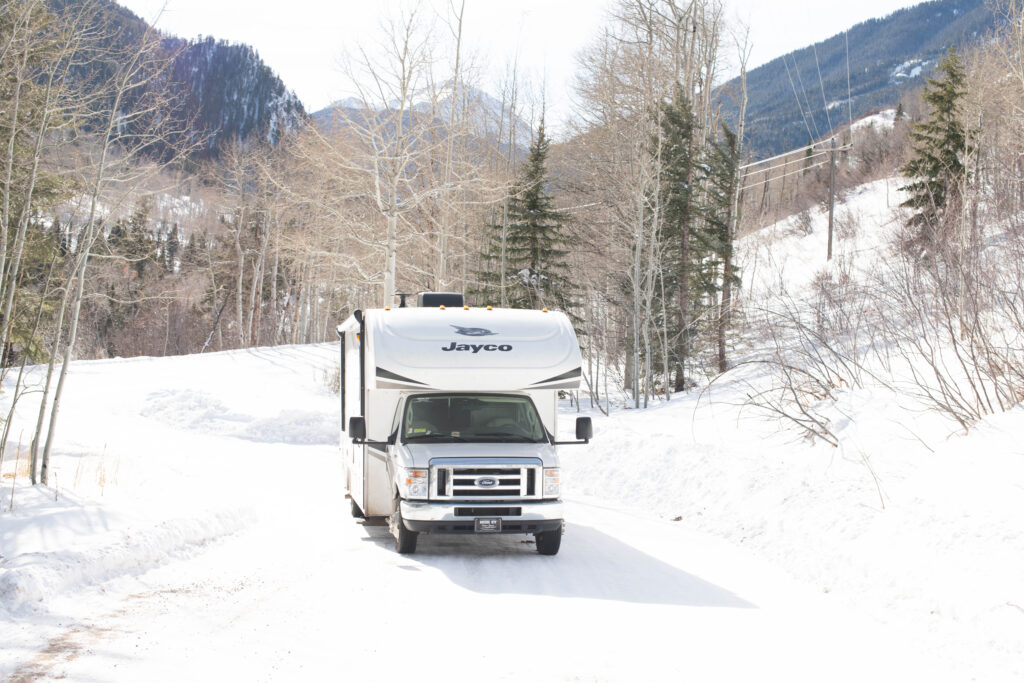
<box><xmin>350</xmin><ymin>498</ymin><xmax>365</xmax><ymax>518</ymax></box>
<box><xmin>535</xmin><ymin>527</ymin><xmax>561</xmax><ymax>556</ymax></box>
<box><xmin>391</xmin><ymin>499</ymin><xmax>418</xmax><ymax>554</ymax></box>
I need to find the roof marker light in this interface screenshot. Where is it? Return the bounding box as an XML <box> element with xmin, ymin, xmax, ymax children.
<box><xmin>385</xmin><ymin>306</ymin><xmax>391</xmax><ymax>310</ymax></box>
<box><xmin>542</xmin><ymin>308</ymin><xmax>549</xmax><ymax>312</ymax></box>
<box><xmin>440</xmin><ymin>305</ymin><xmax>446</xmax><ymax>310</ymax></box>
<box><xmin>486</xmin><ymin>305</ymin><xmax>493</xmax><ymax>310</ymax></box>
<box><xmin>463</xmin><ymin>305</ymin><xmax>469</xmax><ymax>310</ymax></box>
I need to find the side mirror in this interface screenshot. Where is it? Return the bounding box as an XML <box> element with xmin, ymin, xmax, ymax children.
<box><xmin>575</xmin><ymin>417</ymin><xmax>593</xmax><ymax>442</ymax></box>
<box><xmin>348</xmin><ymin>416</ymin><xmax>366</xmax><ymax>442</ymax></box>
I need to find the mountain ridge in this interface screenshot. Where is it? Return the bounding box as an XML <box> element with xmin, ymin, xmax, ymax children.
<box><xmin>717</xmin><ymin>0</ymin><xmax>995</xmax><ymax>159</ymax></box>
<box><xmin>51</xmin><ymin>0</ymin><xmax>306</xmax><ymax>158</ymax></box>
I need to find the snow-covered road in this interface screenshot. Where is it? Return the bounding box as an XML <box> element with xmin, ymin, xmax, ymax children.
<box><xmin>4</xmin><ymin>494</ymin><xmax>927</xmax><ymax>682</ymax></box>
<box><xmin>0</xmin><ymin>343</ymin><xmax>985</xmax><ymax>681</ymax></box>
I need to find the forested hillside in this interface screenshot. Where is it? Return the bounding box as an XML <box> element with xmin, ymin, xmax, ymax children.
<box><xmin>718</xmin><ymin>0</ymin><xmax>994</xmax><ymax>158</ymax></box>
<box><xmin>47</xmin><ymin>0</ymin><xmax>304</xmax><ymax>158</ymax></box>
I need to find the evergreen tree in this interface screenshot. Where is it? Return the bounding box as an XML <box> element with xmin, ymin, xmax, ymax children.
<box><xmin>108</xmin><ymin>200</ymin><xmax>156</xmax><ymax>278</ymax></box>
<box><xmin>700</xmin><ymin>124</ymin><xmax>742</xmax><ymax>373</ymax></box>
<box><xmin>900</xmin><ymin>46</ymin><xmax>970</xmax><ymax>251</ymax></box>
<box><xmin>474</xmin><ymin>120</ymin><xmax>575</xmax><ymax>315</ymax></box>
<box><xmin>165</xmin><ymin>224</ymin><xmax>180</xmax><ymax>273</ymax></box>
<box><xmin>656</xmin><ymin>85</ymin><xmax>700</xmax><ymax>390</ymax></box>
<box><xmin>698</xmin><ymin>124</ymin><xmax>741</xmax><ymax>295</ymax></box>
<box><xmin>655</xmin><ymin>89</ymin><xmax>743</xmax><ymax>387</ymax></box>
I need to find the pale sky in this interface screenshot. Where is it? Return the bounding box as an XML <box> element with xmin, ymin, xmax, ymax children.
<box><xmin>116</xmin><ymin>0</ymin><xmax>924</xmax><ymax>137</ymax></box>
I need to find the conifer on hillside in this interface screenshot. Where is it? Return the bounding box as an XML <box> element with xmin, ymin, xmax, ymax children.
<box><xmin>656</xmin><ymin>85</ymin><xmax>699</xmax><ymax>390</ymax></box>
<box><xmin>900</xmin><ymin>46</ymin><xmax>971</xmax><ymax>252</ymax></box>
<box><xmin>473</xmin><ymin>120</ymin><xmax>575</xmax><ymax>317</ymax></box>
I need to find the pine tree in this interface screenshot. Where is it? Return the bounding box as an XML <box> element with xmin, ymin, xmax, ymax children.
<box><xmin>474</xmin><ymin>120</ymin><xmax>575</xmax><ymax>315</ymax></box>
<box><xmin>657</xmin><ymin>85</ymin><xmax>699</xmax><ymax>390</ymax></box>
<box><xmin>108</xmin><ymin>200</ymin><xmax>156</xmax><ymax>278</ymax></box>
<box><xmin>656</xmin><ymin>89</ymin><xmax>744</xmax><ymax>386</ymax></box>
<box><xmin>165</xmin><ymin>224</ymin><xmax>180</xmax><ymax>273</ymax></box>
<box><xmin>699</xmin><ymin>124</ymin><xmax>741</xmax><ymax>293</ymax></box>
<box><xmin>700</xmin><ymin>124</ymin><xmax>742</xmax><ymax>374</ymax></box>
<box><xmin>900</xmin><ymin>46</ymin><xmax>970</xmax><ymax>252</ymax></box>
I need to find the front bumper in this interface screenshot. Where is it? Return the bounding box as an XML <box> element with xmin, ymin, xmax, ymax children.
<box><xmin>400</xmin><ymin>499</ymin><xmax>563</xmax><ymax>534</ymax></box>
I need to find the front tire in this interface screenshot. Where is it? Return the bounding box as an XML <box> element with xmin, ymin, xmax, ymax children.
<box><xmin>391</xmin><ymin>498</ymin><xmax>418</xmax><ymax>554</ymax></box>
<box><xmin>535</xmin><ymin>526</ymin><xmax>561</xmax><ymax>556</ymax></box>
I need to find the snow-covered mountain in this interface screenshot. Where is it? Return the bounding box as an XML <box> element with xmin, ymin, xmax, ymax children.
<box><xmin>313</xmin><ymin>83</ymin><xmax>535</xmax><ymax>151</ymax></box>
<box><xmin>718</xmin><ymin>0</ymin><xmax>993</xmax><ymax>159</ymax></box>
<box><xmin>52</xmin><ymin>0</ymin><xmax>305</xmax><ymax>159</ymax></box>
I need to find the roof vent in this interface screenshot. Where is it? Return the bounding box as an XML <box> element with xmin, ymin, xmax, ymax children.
<box><xmin>418</xmin><ymin>292</ymin><xmax>464</xmax><ymax>308</ymax></box>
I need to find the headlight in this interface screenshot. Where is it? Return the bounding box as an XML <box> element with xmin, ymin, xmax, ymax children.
<box><xmin>543</xmin><ymin>468</ymin><xmax>560</xmax><ymax>498</ymax></box>
<box><xmin>402</xmin><ymin>468</ymin><xmax>429</xmax><ymax>499</ymax></box>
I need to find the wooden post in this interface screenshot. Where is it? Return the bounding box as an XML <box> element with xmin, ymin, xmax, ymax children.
<box><xmin>827</xmin><ymin>136</ymin><xmax>837</xmax><ymax>261</ymax></box>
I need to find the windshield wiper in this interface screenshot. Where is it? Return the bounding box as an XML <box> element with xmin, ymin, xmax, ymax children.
<box><xmin>404</xmin><ymin>434</ymin><xmax>468</xmax><ymax>442</ymax></box>
<box><xmin>471</xmin><ymin>432</ymin><xmax>543</xmax><ymax>442</ymax></box>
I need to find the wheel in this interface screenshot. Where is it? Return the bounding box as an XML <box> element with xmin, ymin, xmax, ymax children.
<box><xmin>349</xmin><ymin>498</ymin><xmax>365</xmax><ymax>518</ymax></box>
<box><xmin>391</xmin><ymin>497</ymin><xmax>418</xmax><ymax>554</ymax></box>
<box><xmin>535</xmin><ymin>527</ymin><xmax>561</xmax><ymax>556</ymax></box>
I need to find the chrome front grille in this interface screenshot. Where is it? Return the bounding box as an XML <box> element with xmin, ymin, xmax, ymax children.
<box><xmin>430</xmin><ymin>458</ymin><xmax>542</xmax><ymax>501</ymax></box>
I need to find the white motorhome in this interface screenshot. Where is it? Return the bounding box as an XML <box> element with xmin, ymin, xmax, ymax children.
<box><xmin>337</xmin><ymin>293</ymin><xmax>591</xmax><ymax>555</ymax></box>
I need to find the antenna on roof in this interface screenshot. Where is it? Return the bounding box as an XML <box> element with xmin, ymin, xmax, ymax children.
<box><xmin>397</xmin><ymin>293</ymin><xmax>410</xmax><ymax>308</ymax></box>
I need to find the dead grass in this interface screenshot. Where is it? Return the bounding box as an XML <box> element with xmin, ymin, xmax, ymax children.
<box><xmin>0</xmin><ymin>444</ymin><xmax>31</xmax><ymax>481</ymax></box>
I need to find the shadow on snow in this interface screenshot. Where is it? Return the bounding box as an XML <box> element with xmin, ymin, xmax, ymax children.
<box><xmin>360</xmin><ymin>522</ymin><xmax>753</xmax><ymax>608</ymax></box>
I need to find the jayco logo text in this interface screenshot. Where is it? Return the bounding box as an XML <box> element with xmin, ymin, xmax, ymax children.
<box><xmin>441</xmin><ymin>342</ymin><xmax>513</xmax><ymax>352</ymax></box>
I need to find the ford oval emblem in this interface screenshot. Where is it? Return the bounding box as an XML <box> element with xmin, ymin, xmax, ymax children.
<box><xmin>475</xmin><ymin>476</ymin><xmax>498</xmax><ymax>488</ymax></box>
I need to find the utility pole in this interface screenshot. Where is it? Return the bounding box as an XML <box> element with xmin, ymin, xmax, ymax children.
<box><xmin>827</xmin><ymin>136</ymin><xmax>836</xmax><ymax>261</ymax></box>
<box><xmin>827</xmin><ymin>136</ymin><xmax>835</xmax><ymax>262</ymax></box>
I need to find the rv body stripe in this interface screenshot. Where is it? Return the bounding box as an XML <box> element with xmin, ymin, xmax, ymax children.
<box><xmin>531</xmin><ymin>367</ymin><xmax>582</xmax><ymax>385</ymax></box>
<box><xmin>521</xmin><ymin>382</ymin><xmax>580</xmax><ymax>391</ymax></box>
<box><xmin>375</xmin><ymin>367</ymin><xmax>427</xmax><ymax>385</ymax></box>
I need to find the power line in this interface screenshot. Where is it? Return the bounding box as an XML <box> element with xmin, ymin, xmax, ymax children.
<box><xmin>739</xmin><ymin>139</ymin><xmax>847</xmax><ymax>171</ymax></box>
<box><xmin>737</xmin><ymin>158</ymin><xmax>832</xmax><ymax>192</ymax></box>
<box><xmin>791</xmin><ymin>55</ymin><xmax>822</xmax><ymax>141</ymax></box>
<box><xmin>813</xmin><ymin>43</ymin><xmax>833</xmax><ymax>133</ymax></box>
<box><xmin>845</xmin><ymin>30</ymin><xmax>854</xmax><ymax>135</ymax></box>
<box><xmin>782</xmin><ymin>54</ymin><xmax>816</xmax><ymax>145</ymax></box>
<box><xmin>741</xmin><ymin>149</ymin><xmax>832</xmax><ymax>176</ymax></box>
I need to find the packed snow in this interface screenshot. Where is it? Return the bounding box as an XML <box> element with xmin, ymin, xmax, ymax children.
<box><xmin>891</xmin><ymin>58</ymin><xmax>930</xmax><ymax>82</ymax></box>
<box><xmin>1</xmin><ymin>178</ymin><xmax>1022</xmax><ymax>681</ymax></box>
<box><xmin>850</xmin><ymin>108</ymin><xmax>898</xmax><ymax>133</ymax></box>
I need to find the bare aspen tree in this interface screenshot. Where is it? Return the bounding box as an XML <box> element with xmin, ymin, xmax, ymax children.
<box><xmin>718</xmin><ymin>26</ymin><xmax>750</xmax><ymax>373</ymax></box>
<box><xmin>570</xmin><ymin>0</ymin><xmax>724</xmax><ymax>404</ymax></box>
<box><xmin>0</xmin><ymin>1</ymin><xmax>96</xmax><ymax>375</ymax></box>
<box><xmin>0</xmin><ymin>0</ymin><xmax>103</xmax><ymax>481</ymax></box>
<box><xmin>273</xmin><ymin>2</ymin><xmax>499</xmax><ymax>313</ymax></box>
<box><xmin>336</xmin><ymin>5</ymin><xmax>440</xmax><ymax>305</ymax></box>
<box><xmin>35</xmin><ymin>20</ymin><xmax>186</xmax><ymax>484</ymax></box>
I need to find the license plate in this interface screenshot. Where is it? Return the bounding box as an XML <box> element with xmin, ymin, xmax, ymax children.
<box><xmin>475</xmin><ymin>517</ymin><xmax>502</xmax><ymax>533</ymax></box>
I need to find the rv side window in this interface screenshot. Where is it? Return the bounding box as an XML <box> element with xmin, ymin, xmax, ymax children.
<box><xmin>402</xmin><ymin>394</ymin><xmax>547</xmax><ymax>443</ymax></box>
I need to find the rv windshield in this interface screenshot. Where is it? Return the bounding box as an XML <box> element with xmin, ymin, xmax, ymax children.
<box><xmin>402</xmin><ymin>394</ymin><xmax>547</xmax><ymax>443</ymax></box>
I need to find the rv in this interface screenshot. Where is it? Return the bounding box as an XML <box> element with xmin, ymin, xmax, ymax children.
<box><xmin>337</xmin><ymin>293</ymin><xmax>591</xmax><ymax>555</ymax></box>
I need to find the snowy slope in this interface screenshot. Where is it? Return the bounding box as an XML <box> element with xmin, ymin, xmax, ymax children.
<box><xmin>0</xmin><ymin>344</ymin><xmax>939</xmax><ymax>682</ymax></box>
